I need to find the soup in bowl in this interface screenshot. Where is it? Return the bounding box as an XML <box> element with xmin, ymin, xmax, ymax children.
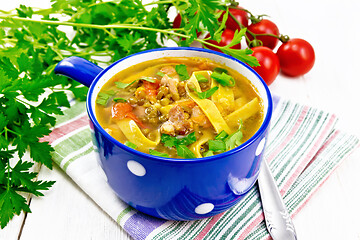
<box><xmin>55</xmin><ymin>47</ymin><xmax>272</xmax><ymax>220</ymax></box>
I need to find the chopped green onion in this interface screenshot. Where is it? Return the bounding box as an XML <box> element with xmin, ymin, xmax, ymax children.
<box><xmin>149</xmin><ymin>149</ymin><xmax>169</xmax><ymax>157</ymax></box>
<box><xmin>115</xmin><ymin>80</ymin><xmax>136</xmax><ymax>89</ymax></box>
<box><xmin>140</xmin><ymin>77</ymin><xmax>156</xmax><ymax>83</ymax></box>
<box><xmin>215</xmin><ymin>130</ymin><xmax>229</xmax><ymax>141</ymax></box>
<box><xmin>125</xmin><ymin>141</ymin><xmax>137</xmax><ymax>149</ymax></box>
<box><xmin>175</xmin><ymin>64</ymin><xmax>190</xmax><ymax>81</ymax></box>
<box><xmin>195</xmin><ymin>73</ymin><xmax>208</xmax><ymax>83</ymax></box>
<box><xmin>96</xmin><ymin>90</ymin><xmax>116</xmax><ymax>106</ymax></box>
<box><xmin>208</xmin><ymin>140</ymin><xmax>226</xmax><ymax>152</ymax></box>
<box><xmin>211</xmin><ymin>71</ymin><xmax>235</xmax><ymax>87</ymax></box>
<box><xmin>193</xmin><ymin>86</ymin><xmax>219</xmax><ymax>99</ymax></box>
<box><xmin>176</xmin><ymin>145</ymin><xmax>196</xmax><ymax>158</ymax></box>
<box><xmin>157</xmin><ymin>71</ymin><xmax>165</xmax><ymax>77</ymax></box>
<box><xmin>214</xmin><ymin>67</ymin><xmax>228</xmax><ymax>74</ymax></box>
<box><xmin>113</xmin><ymin>97</ymin><xmax>127</xmax><ymax>103</ymax></box>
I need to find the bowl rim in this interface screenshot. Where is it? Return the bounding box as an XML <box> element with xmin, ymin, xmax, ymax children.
<box><xmin>86</xmin><ymin>47</ymin><xmax>273</xmax><ymax>163</ymax></box>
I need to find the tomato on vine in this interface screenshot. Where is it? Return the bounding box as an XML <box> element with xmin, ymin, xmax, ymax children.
<box><xmin>250</xmin><ymin>46</ymin><xmax>280</xmax><ymax>85</ymax></box>
<box><xmin>247</xmin><ymin>19</ymin><xmax>280</xmax><ymax>50</ymax></box>
<box><xmin>205</xmin><ymin>29</ymin><xmax>241</xmax><ymax>53</ymax></box>
<box><xmin>173</xmin><ymin>13</ymin><xmax>182</xmax><ymax>28</ymax></box>
<box><xmin>276</xmin><ymin>38</ymin><xmax>315</xmax><ymax>77</ymax></box>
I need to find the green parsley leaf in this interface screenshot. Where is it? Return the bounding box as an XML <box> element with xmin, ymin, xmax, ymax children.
<box><xmin>176</xmin><ymin>132</ymin><xmax>197</xmax><ymax>146</ymax></box>
<box><xmin>149</xmin><ymin>149</ymin><xmax>170</xmax><ymax>158</ymax></box>
<box><xmin>208</xmin><ymin>140</ymin><xmax>227</xmax><ymax>152</ymax></box>
<box><xmin>161</xmin><ymin>134</ymin><xmax>177</xmax><ymax>148</ymax></box>
<box><xmin>225</xmin><ymin>127</ymin><xmax>243</xmax><ymax>150</ymax></box>
<box><xmin>211</xmin><ymin>72</ymin><xmax>235</xmax><ymax>87</ymax></box>
<box><xmin>193</xmin><ymin>86</ymin><xmax>219</xmax><ymax>99</ymax></box>
<box><xmin>175</xmin><ymin>64</ymin><xmax>190</xmax><ymax>81</ymax></box>
<box><xmin>176</xmin><ymin>145</ymin><xmax>196</xmax><ymax>158</ymax></box>
<box><xmin>161</xmin><ymin>132</ymin><xmax>197</xmax><ymax>158</ymax></box>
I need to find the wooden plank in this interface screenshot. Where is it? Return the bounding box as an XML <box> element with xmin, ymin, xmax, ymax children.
<box><xmin>20</xmin><ymin>164</ymin><xmax>132</xmax><ymax>240</ymax></box>
<box><xmin>0</xmin><ymin>213</ymin><xmax>25</xmax><ymax>240</ymax></box>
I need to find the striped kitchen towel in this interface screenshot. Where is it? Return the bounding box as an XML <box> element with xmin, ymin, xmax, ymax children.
<box><xmin>42</xmin><ymin>97</ymin><xmax>359</xmax><ymax>240</ymax></box>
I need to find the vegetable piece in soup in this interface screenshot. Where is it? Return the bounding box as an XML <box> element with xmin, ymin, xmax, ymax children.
<box><xmin>95</xmin><ymin>57</ymin><xmax>263</xmax><ymax>158</ymax></box>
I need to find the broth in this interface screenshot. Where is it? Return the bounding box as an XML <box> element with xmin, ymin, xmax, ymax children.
<box><xmin>95</xmin><ymin>57</ymin><xmax>264</xmax><ymax>158</ymax></box>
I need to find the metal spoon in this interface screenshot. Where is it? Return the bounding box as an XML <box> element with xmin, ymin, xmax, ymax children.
<box><xmin>257</xmin><ymin>159</ymin><xmax>298</xmax><ymax>240</ymax></box>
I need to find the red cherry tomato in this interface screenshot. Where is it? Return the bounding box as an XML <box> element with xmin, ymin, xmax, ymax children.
<box><xmin>276</xmin><ymin>38</ymin><xmax>315</xmax><ymax>77</ymax></box>
<box><xmin>247</xmin><ymin>19</ymin><xmax>279</xmax><ymax>50</ymax></box>
<box><xmin>205</xmin><ymin>29</ymin><xmax>241</xmax><ymax>53</ymax></box>
<box><xmin>173</xmin><ymin>13</ymin><xmax>182</xmax><ymax>28</ymax></box>
<box><xmin>219</xmin><ymin>6</ymin><xmax>249</xmax><ymax>31</ymax></box>
<box><xmin>251</xmin><ymin>46</ymin><xmax>280</xmax><ymax>85</ymax></box>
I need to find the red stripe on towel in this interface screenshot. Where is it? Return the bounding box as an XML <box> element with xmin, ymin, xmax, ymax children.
<box><xmin>40</xmin><ymin>115</ymin><xmax>89</xmax><ymax>144</ymax></box>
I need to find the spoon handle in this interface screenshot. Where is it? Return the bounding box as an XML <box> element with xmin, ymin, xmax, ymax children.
<box><xmin>257</xmin><ymin>160</ymin><xmax>297</xmax><ymax>240</ymax></box>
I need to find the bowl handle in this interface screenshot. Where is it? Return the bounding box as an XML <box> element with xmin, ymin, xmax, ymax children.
<box><xmin>54</xmin><ymin>56</ymin><xmax>103</xmax><ymax>87</ymax></box>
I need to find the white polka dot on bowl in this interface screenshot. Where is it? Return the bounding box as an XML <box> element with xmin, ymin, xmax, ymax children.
<box><xmin>255</xmin><ymin>138</ymin><xmax>266</xmax><ymax>156</ymax></box>
<box><xmin>127</xmin><ymin>160</ymin><xmax>146</xmax><ymax>177</ymax></box>
<box><xmin>195</xmin><ymin>203</ymin><xmax>214</xmax><ymax>215</ymax></box>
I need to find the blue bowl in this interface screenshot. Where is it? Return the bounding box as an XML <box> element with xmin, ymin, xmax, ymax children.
<box><xmin>55</xmin><ymin>47</ymin><xmax>273</xmax><ymax>220</ymax></box>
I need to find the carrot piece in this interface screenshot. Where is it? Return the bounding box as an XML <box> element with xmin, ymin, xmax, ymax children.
<box><xmin>143</xmin><ymin>79</ymin><xmax>160</xmax><ymax>100</ymax></box>
<box><xmin>112</xmin><ymin>102</ymin><xmax>147</xmax><ymax>129</ymax></box>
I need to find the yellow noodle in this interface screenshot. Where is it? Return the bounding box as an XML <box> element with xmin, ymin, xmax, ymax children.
<box><xmin>211</xmin><ymin>77</ymin><xmax>235</xmax><ymax>114</ymax></box>
<box><xmin>185</xmin><ymin>72</ymin><xmax>231</xmax><ymax>134</ymax></box>
<box><xmin>190</xmin><ymin>131</ymin><xmax>214</xmax><ymax>158</ymax></box>
<box><xmin>225</xmin><ymin>98</ymin><xmax>260</xmax><ymax>129</ymax></box>
<box><xmin>116</xmin><ymin>119</ymin><xmax>160</xmax><ymax>152</ymax></box>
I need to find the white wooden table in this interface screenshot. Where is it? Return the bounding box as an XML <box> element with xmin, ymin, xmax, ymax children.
<box><xmin>2</xmin><ymin>0</ymin><xmax>360</xmax><ymax>239</ymax></box>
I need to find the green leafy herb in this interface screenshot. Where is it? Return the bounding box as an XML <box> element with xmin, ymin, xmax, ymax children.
<box><xmin>195</xmin><ymin>73</ymin><xmax>209</xmax><ymax>83</ymax></box>
<box><xmin>125</xmin><ymin>141</ymin><xmax>137</xmax><ymax>149</ymax></box>
<box><xmin>161</xmin><ymin>132</ymin><xmax>197</xmax><ymax>158</ymax></box>
<box><xmin>225</xmin><ymin>127</ymin><xmax>243</xmax><ymax>150</ymax></box>
<box><xmin>149</xmin><ymin>149</ymin><xmax>170</xmax><ymax>158</ymax></box>
<box><xmin>211</xmin><ymin>71</ymin><xmax>235</xmax><ymax>87</ymax></box>
<box><xmin>176</xmin><ymin>132</ymin><xmax>197</xmax><ymax>146</ymax></box>
<box><xmin>193</xmin><ymin>86</ymin><xmax>219</xmax><ymax>99</ymax></box>
<box><xmin>215</xmin><ymin>130</ymin><xmax>229</xmax><ymax>141</ymax></box>
<box><xmin>161</xmin><ymin>134</ymin><xmax>178</xmax><ymax>148</ymax></box>
<box><xmin>208</xmin><ymin>140</ymin><xmax>227</xmax><ymax>152</ymax></box>
<box><xmin>161</xmin><ymin>132</ymin><xmax>197</xmax><ymax>148</ymax></box>
<box><xmin>175</xmin><ymin>64</ymin><xmax>190</xmax><ymax>81</ymax></box>
<box><xmin>176</xmin><ymin>145</ymin><xmax>196</xmax><ymax>158</ymax></box>
<box><xmin>115</xmin><ymin>80</ymin><xmax>137</xmax><ymax>89</ymax></box>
